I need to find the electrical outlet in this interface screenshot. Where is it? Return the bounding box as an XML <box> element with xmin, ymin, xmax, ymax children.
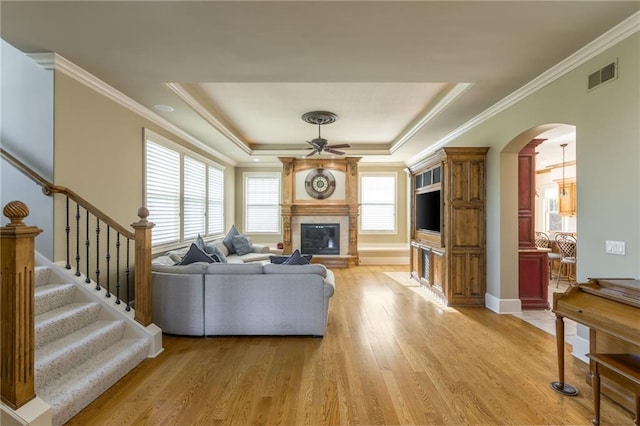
<box><xmin>605</xmin><ymin>240</ymin><xmax>626</xmax><ymax>255</ymax></box>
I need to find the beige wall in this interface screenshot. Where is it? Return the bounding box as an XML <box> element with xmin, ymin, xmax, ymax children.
<box><xmin>53</xmin><ymin>72</ymin><xmax>235</xmax><ymax>260</ymax></box>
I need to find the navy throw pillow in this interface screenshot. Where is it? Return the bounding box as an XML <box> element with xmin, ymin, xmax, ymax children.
<box><xmin>283</xmin><ymin>249</ymin><xmax>311</xmax><ymax>265</ymax></box>
<box><xmin>270</xmin><ymin>253</ymin><xmax>313</xmax><ymax>264</ymax></box>
<box><xmin>178</xmin><ymin>243</ymin><xmax>219</xmax><ymax>265</ymax></box>
<box><xmin>222</xmin><ymin>225</ymin><xmax>240</xmax><ymax>254</ymax></box>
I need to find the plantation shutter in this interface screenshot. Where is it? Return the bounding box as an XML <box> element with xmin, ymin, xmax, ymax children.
<box><xmin>183</xmin><ymin>156</ymin><xmax>206</xmax><ymax>240</ymax></box>
<box><xmin>146</xmin><ymin>141</ymin><xmax>180</xmax><ymax>245</ymax></box>
<box><xmin>360</xmin><ymin>175</ymin><xmax>396</xmax><ymax>232</ymax></box>
<box><xmin>245</xmin><ymin>175</ymin><xmax>280</xmax><ymax>233</ymax></box>
<box><xmin>208</xmin><ymin>166</ymin><xmax>224</xmax><ymax>235</ymax></box>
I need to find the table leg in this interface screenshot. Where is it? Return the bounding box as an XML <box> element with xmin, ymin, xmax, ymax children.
<box><xmin>550</xmin><ymin>315</ymin><xmax>579</xmax><ymax>395</ymax></box>
<box><xmin>592</xmin><ymin>363</ymin><xmax>600</xmax><ymax>426</ymax></box>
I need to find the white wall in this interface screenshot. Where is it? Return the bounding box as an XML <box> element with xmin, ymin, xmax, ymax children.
<box><xmin>1</xmin><ymin>40</ymin><xmax>54</xmax><ymax>258</ymax></box>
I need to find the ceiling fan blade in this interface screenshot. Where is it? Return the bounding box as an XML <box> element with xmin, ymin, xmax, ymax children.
<box><xmin>327</xmin><ymin>144</ymin><xmax>350</xmax><ymax>149</ymax></box>
<box><xmin>325</xmin><ymin>148</ymin><xmax>345</xmax><ymax>155</ymax></box>
<box><xmin>306</xmin><ymin>140</ymin><xmax>321</xmax><ymax>150</ymax></box>
<box><xmin>304</xmin><ymin>149</ymin><xmax>319</xmax><ymax>158</ymax></box>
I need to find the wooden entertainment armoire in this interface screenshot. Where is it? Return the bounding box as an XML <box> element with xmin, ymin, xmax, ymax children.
<box><xmin>409</xmin><ymin>147</ymin><xmax>489</xmax><ymax>306</ymax></box>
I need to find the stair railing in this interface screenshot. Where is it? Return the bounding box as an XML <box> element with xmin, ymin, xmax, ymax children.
<box><xmin>1</xmin><ymin>148</ymin><xmax>154</xmax><ymax>326</ymax></box>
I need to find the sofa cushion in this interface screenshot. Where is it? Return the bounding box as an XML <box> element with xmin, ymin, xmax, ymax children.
<box><xmin>206</xmin><ymin>263</ymin><xmax>264</xmax><ymax>275</ymax></box>
<box><xmin>205</xmin><ymin>243</ymin><xmax>228</xmax><ymax>263</ymax></box>
<box><xmin>231</xmin><ymin>234</ymin><xmax>253</xmax><ymax>256</ymax></box>
<box><xmin>270</xmin><ymin>253</ymin><xmax>313</xmax><ymax>264</ymax></box>
<box><xmin>222</xmin><ymin>225</ymin><xmax>240</xmax><ymax>254</ymax></box>
<box><xmin>283</xmin><ymin>249</ymin><xmax>310</xmax><ymax>265</ymax></box>
<box><xmin>152</xmin><ymin>255</ymin><xmax>177</xmax><ymax>266</ymax></box>
<box><xmin>152</xmin><ymin>263</ymin><xmax>210</xmax><ymax>274</ymax></box>
<box><xmin>262</xmin><ymin>263</ymin><xmax>327</xmax><ymax>278</ymax></box>
<box><xmin>179</xmin><ymin>243</ymin><xmax>220</xmax><ymax>265</ymax></box>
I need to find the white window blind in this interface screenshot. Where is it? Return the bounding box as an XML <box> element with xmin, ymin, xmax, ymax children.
<box><xmin>208</xmin><ymin>166</ymin><xmax>224</xmax><ymax>235</ymax></box>
<box><xmin>245</xmin><ymin>174</ymin><xmax>280</xmax><ymax>233</ymax></box>
<box><xmin>145</xmin><ymin>131</ymin><xmax>226</xmax><ymax>247</ymax></box>
<box><xmin>146</xmin><ymin>141</ymin><xmax>180</xmax><ymax>245</ymax></box>
<box><xmin>360</xmin><ymin>175</ymin><xmax>396</xmax><ymax>232</ymax></box>
<box><xmin>183</xmin><ymin>156</ymin><xmax>206</xmax><ymax>240</ymax></box>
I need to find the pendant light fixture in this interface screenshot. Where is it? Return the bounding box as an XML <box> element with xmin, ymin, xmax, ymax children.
<box><xmin>560</xmin><ymin>143</ymin><xmax>568</xmax><ymax>198</ymax></box>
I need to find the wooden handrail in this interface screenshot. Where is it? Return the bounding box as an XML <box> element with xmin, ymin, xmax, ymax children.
<box><xmin>1</xmin><ymin>147</ymin><xmax>134</xmax><ymax>239</ymax></box>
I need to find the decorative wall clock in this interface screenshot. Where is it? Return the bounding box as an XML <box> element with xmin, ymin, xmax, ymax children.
<box><xmin>305</xmin><ymin>168</ymin><xmax>336</xmax><ymax>200</ymax></box>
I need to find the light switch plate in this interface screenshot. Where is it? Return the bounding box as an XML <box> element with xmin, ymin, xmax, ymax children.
<box><xmin>605</xmin><ymin>240</ymin><xmax>625</xmax><ymax>255</ymax></box>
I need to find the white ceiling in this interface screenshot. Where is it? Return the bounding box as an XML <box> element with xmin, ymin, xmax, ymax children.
<box><xmin>2</xmin><ymin>1</ymin><xmax>638</xmax><ymax>167</ymax></box>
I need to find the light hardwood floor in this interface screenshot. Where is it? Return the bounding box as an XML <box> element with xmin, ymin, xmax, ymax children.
<box><xmin>67</xmin><ymin>265</ymin><xmax>633</xmax><ymax>425</ymax></box>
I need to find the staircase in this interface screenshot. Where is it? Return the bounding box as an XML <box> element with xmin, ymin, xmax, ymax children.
<box><xmin>33</xmin><ymin>262</ymin><xmax>151</xmax><ymax>426</ymax></box>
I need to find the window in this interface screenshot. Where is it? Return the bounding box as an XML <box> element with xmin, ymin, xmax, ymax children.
<box><xmin>145</xmin><ymin>141</ymin><xmax>180</xmax><ymax>245</ymax></box>
<box><xmin>145</xmin><ymin>131</ymin><xmax>225</xmax><ymax>246</ymax></box>
<box><xmin>183</xmin><ymin>156</ymin><xmax>206</xmax><ymax>240</ymax></box>
<box><xmin>208</xmin><ymin>167</ymin><xmax>224</xmax><ymax>236</ymax></box>
<box><xmin>544</xmin><ymin>187</ymin><xmax>562</xmax><ymax>232</ymax></box>
<box><xmin>542</xmin><ymin>186</ymin><xmax>577</xmax><ymax>233</ymax></box>
<box><xmin>360</xmin><ymin>173</ymin><xmax>397</xmax><ymax>233</ymax></box>
<box><xmin>244</xmin><ymin>173</ymin><xmax>280</xmax><ymax>233</ymax></box>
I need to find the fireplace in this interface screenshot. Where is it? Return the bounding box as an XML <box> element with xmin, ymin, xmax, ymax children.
<box><xmin>300</xmin><ymin>223</ymin><xmax>340</xmax><ymax>255</ymax></box>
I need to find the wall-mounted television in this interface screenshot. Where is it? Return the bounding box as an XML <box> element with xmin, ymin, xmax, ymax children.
<box><xmin>415</xmin><ymin>190</ymin><xmax>441</xmax><ymax>233</ymax></box>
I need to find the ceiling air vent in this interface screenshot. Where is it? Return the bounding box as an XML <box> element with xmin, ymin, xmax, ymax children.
<box><xmin>587</xmin><ymin>60</ymin><xmax>617</xmax><ymax>92</ymax></box>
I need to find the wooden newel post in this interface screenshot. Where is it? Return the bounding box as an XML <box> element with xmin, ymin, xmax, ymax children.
<box><xmin>0</xmin><ymin>201</ymin><xmax>42</xmax><ymax>409</ymax></box>
<box><xmin>131</xmin><ymin>207</ymin><xmax>154</xmax><ymax>326</ymax></box>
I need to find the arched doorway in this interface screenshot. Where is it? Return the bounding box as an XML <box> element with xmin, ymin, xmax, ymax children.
<box><xmin>496</xmin><ymin>123</ymin><xmax>577</xmax><ymax>314</ymax></box>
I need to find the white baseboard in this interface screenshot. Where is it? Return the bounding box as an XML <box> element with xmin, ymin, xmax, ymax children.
<box><xmin>1</xmin><ymin>397</ymin><xmax>52</xmax><ymax>426</ymax></box>
<box><xmin>485</xmin><ymin>293</ymin><xmax>522</xmax><ymax>314</ymax></box>
<box><xmin>570</xmin><ymin>335</ymin><xmax>589</xmax><ymax>364</ymax></box>
<box><xmin>358</xmin><ymin>256</ymin><xmax>410</xmax><ymax>265</ymax></box>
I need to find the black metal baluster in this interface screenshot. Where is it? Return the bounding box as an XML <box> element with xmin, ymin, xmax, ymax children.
<box><xmin>75</xmin><ymin>203</ymin><xmax>81</xmax><ymax>277</ymax></box>
<box><xmin>115</xmin><ymin>233</ymin><xmax>121</xmax><ymax>304</ymax></box>
<box><xmin>125</xmin><ymin>239</ymin><xmax>131</xmax><ymax>311</ymax></box>
<box><xmin>85</xmin><ymin>210</ymin><xmax>91</xmax><ymax>283</ymax></box>
<box><xmin>65</xmin><ymin>196</ymin><xmax>71</xmax><ymax>269</ymax></box>
<box><xmin>105</xmin><ymin>226</ymin><xmax>111</xmax><ymax>298</ymax></box>
<box><xmin>95</xmin><ymin>218</ymin><xmax>101</xmax><ymax>291</ymax></box>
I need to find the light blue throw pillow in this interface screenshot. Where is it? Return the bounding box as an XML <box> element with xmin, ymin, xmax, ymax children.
<box><xmin>223</xmin><ymin>225</ymin><xmax>240</xmax><ymax>254</ymax></box>
<box><xmin>231</xmin><ymin>234</ymin><xmax>253</xmax><ymax>256</ymax></box>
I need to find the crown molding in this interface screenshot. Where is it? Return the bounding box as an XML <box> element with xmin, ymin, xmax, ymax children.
<box><xmin>164</xmin><ymin>83</ymin><xmax>252</xmax><ymax>155</ymax></box>
<box><xmin>390</xmin><ymin>82</ymin><xmax>472</xmax><ymax>154</ymax></box>
<box><xmin>406</xmin><ymin>11</ymin><xmax>640</xmax><ymax>168</ymax></box>
<box><xmin>28</xmin><ymin>53</ymin><xmax>237</xmax><ymax>167</ymax></box>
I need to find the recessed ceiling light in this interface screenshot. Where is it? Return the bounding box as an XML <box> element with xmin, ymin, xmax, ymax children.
<box><xmin>253</xmin><ymin>158</ymin><xmax>261</xmax><ymax>162</ymax></box>
<box><xmin>154</xmin><ymin>104</ymin><xmax>174</xmax><ymax>112</ymax></box>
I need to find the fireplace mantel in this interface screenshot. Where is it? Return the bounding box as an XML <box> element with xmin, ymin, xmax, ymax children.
<box><xmin>279</xmin><ymin>157</ymin><xmax>361</xmax><ymax>267</ymax></box>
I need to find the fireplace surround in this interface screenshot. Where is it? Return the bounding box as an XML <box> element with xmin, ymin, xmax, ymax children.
<box><xmin>279</xmin><ymin>157</ymin><xmax>361</xmax><ymax>267</ymax></box>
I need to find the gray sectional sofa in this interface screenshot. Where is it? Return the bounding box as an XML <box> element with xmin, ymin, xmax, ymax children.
<box><xmin>151</xmin><ymin>262</ymin><xmax>335</xmax><ymax>336</ymax></box>
<box><xmin>162</xmin><ymin>237</ymin><xmax>273</xmax><ymax>264</ymax></box>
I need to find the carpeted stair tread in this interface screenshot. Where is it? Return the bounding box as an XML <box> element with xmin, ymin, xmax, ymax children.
<box><xmin>35</xmin><ymin>266</ymin><xmax>51</xmax><ymax>288</ymax></box>
<box><xmin>39</xmin><ymin>337</ymin><xmax>150</xmax><ymax>426</ymax></box>
<box><xmin>35</xmin><ymin>283</ymin><xmax>76</xmax><ymax>315</ymax></box>
<box><xmin>35</xmin><ymin>302</ymin><xmax>101</xmax><ymax>350</ymax></box>
<box><xmin>35</xmin><ymin>319</ymin><xmax>127</xmax><ymax>391</ymax></box>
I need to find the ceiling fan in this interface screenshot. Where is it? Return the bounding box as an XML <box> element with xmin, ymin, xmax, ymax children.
<box><xmin>302</xmin><ymin>111</ymin><xmax>351</xmax><ymax>157</ymax></box>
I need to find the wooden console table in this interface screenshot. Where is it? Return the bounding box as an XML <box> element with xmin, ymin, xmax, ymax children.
<box><xmin>587</xmin><ymin>353</ymin><xmax>640</xmax><ymax>426</ymax></box>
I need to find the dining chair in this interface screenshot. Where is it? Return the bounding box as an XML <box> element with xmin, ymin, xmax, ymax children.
<box><xmin>555</xmin><ymin>234</ymin><xmax>577</xmax><ymax>287</ymax></box>
<box><xmin>535</xmin><ymin>232</ymin><xmax>561</xmax><ymax>279</ymax></box>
